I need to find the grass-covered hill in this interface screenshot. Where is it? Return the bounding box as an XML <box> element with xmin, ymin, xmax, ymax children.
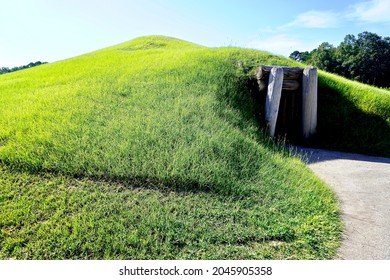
<box><xmin>314</xmin><ymin>72</ymin><xmax>390</xmax><ymax>157</ymax></box>
<box><xmin>1</xmin><ymin>35</ymin><xmax>386</xmax><ymax>260</ymax></box>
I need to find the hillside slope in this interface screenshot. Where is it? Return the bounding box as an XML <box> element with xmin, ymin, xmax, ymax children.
<box><xmin>314</xmin><ymin>72</ymin><xmax>390</xmax><ymax>157</ymax></box>
<box><xmin>0</xmin><ymin>36</ymin><xmax>344</xmax><ymax>259</ymax></box>
<box><xmin>0</xmin><ymin>36</ymin><xmax>301</xmax><ymax>186</ymax></box>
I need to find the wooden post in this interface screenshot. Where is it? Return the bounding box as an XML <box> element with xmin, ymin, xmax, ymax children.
<box><xmin>302</xmin><ymin>66</ymin><xmax>317</xmax><ymax>139</ymax></box>
<box><xmin>265</xmin><ymin>67</ymin><xmax>283</xmax><ymax>137</ymax></box>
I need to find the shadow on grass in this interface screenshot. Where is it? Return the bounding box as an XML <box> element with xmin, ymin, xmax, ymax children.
<box><xmin>307</xmin><ymin>76</ymin><xmax>390</xmax><ymax>158</ymax></box>
<box><xmin>214</xmin><ymin>73</ymin><xmax>267</xmax><ymax>140</ymax></box>
<box><xmin>79</xmin><ymin>174</ymin><xmax>222</xmax><ymax>196</ymax></box>
<box><xmin>292</xmin><ymin>146</ymin><xmax>390</xmax><ymax>165</ymax></box>
<box><xmin>1</xmin><ymin>160</ymin><xmax>257</xmax><ymax>201</ymax></box>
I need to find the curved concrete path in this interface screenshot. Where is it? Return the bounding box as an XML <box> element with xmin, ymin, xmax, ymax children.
<box><xmin>296</xmin><ymin>147</ymin><xmax>390</xmax><ymax>260</ymax></box>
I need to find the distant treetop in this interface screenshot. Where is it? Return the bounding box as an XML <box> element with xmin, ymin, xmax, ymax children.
<box><xmin>0</xmin><ymin>61</ymin><xmax>48</xmax><ymax>75</ymax></box>
<box><xmin>290</xmin><ymin>31</ymin><xmax>390</xmax><ymax>88</ymax></box>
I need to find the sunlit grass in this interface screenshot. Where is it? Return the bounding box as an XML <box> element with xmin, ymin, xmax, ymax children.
<box><xmin>0</xmin><ymin>36</ymin><xmax>342</xmax><ymax>259</ymax></box>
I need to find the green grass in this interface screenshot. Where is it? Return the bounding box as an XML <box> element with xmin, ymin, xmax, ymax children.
<box><xmin>312</xmin><ymin>71</ymin><xmax>390</xmax><ymax>157</ymax></box>
<box><xmin>0</xmin><ymin>35</ymin><xmax>343</xmax><ymax>259</ymax></box>
<box><xmin>0</xmin><ymin>163</ymin><xmax>340</xmax><ymax>259</ymax></box>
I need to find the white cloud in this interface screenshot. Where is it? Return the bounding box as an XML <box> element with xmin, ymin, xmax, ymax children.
<box><xmin>245</xmin><ymin>34</ymin><xmax>320</xmax><ymax>57</ymax></box>
<box><xmin>347</xmin><ymin>0</ymin><xmax>390</xmax><ymax>23</ymax></box>
<box><xmin>280</xmin><ymin>10</ymin><xmax>341</xmax><ymax>29</ymax></box>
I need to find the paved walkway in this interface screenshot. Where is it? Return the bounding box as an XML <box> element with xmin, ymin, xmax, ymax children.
<box><xmin>296</xmin><ymin>147</ymin><xmax>390</xmax><ymax>260</ymax></box>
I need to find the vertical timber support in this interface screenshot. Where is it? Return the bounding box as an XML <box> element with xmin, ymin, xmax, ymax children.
<box><xmin>265</xmin><ymin>67</ymin><xmax>284</xmax><ymax>137</ymax></box>
<box><xmin>301</xmin><ymin>66</ymin><xmax>318</xmax><ymax>140</ymax></box>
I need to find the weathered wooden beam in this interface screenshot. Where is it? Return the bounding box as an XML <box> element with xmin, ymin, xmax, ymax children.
<box><xmin>265</xmin><ymin>67</ymin><xmax>283</xmax><ymax>137</ymax></box>
<box><xmin>256</xmin><ymin>65</ymin><xmax>302</xmax><ymax>81</ymax></box>
<box><xmin>282</xmin><ymin>80</ymin><xmax>300</xmax><ymax>91</ymax></box>
<box><xmin>258</xmin><ymin>79</ymin><xmax>299</xmax><ymax>92</ymax></box>
<box><xmin>301</xmin><ymin>66</ymin><xmax>318</xmax><ymax>139</ymax></box>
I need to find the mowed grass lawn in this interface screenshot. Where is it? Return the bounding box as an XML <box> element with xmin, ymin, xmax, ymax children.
<box><xmin>0</xmin><ymin>36</ymin><xmax>341</xmax><ymax>259</ymax></box>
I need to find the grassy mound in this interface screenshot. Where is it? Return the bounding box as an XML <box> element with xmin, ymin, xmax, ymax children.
<box><xmin>0</xmin><ymin>36</ymin><xmax>341</xmax><ymax>259</ymax></box>
<box><xmin>313</xmin><ymin>72</ymin><xmax>390</xmax><ymax>157</ymax></box>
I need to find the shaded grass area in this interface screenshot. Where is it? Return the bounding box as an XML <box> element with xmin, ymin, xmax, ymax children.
<box><xmin>0</xmin><ymin>36</ymin><xmax>341</xmax><ymax>259</ymax></box>
<box><xmin>311</xmin><ymin>72</ymin><xmax>390</xmax><ymax>157</ymax></box>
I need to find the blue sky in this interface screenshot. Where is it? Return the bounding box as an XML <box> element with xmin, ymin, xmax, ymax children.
<box><xmin>1</xmin><ymin>0</ymin><xmax>390</xmax><ymax>67</ymax></box>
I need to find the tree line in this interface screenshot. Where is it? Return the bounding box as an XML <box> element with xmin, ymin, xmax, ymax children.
<box><xmin>0</xmin><ymin>61</ymin><xmax>47</xmax><ymax>75</ymax></box>
<box><xmin>290</xmin><ymin>31</ymin><xmax>390</xmax><ymax>88</ymax></box>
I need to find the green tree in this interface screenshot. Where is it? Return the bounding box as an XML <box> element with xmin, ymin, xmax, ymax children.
<box><xmin>0</xmin><ymin>61</ymin><xmax>47</xmax><ymax>75</ymax></box>
<box><xmin>289</xmin><ymin>50</ymin><xmax>310</xmax><ymax>62</ymax></box>
<box><xmin>290</xmin><ymin>31</ymin><xmax>390</xmax><ymax>87</ymax></box>
<box><xmin>337</xmin><ymin>32</ymin><xmax>390</xmax><ymax>87</ymax></box>
<box><xmin>309</xmin><ymin>42</ymin><xmax>337</xmax><ymax>72</ymax></box>
<box><xmin>0</xmin><ymin>67</ymin><xmax>10</xmax><ymax>74</ymax></box>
